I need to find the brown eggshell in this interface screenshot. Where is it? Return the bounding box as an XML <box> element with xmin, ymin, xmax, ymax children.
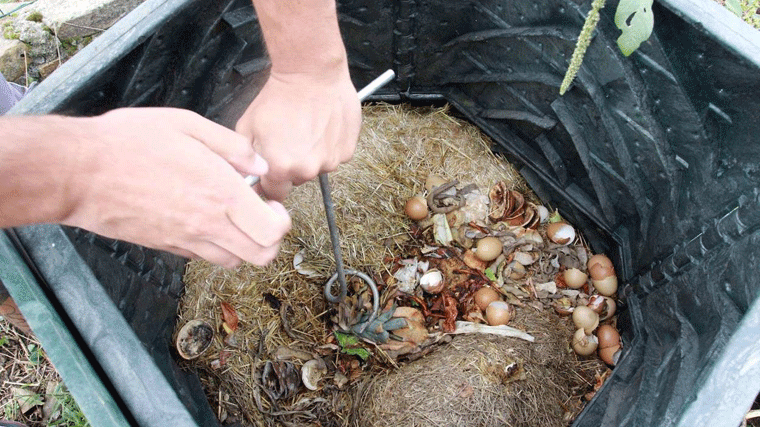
<box><xmin>485</xmin><ymin>301</ymin><xmax>514</xmax><ymax>326</ymax></box>
<box><xmin>597</xmin><ymin>324</ymin><xmax>621</xmax><ymax>349</ymax></box>
<box><xmin>600</xmin><ymin>297</ymin><xmax>617</xmax><ymax>321</ymax></box>
<box><xmin>394</xmin><ymin>319</ymin><xmax>429</xmax><ymax>345</ymax></box>
<box><xmin>547</xmin><ymin>222</ymin><xmax>576</xmax><ymax>245</ymax></box>
<box><xmin>463</xmin><ymin>250</ymin><xmax>489</xmax><ymax>271</ymax></box>
<box><xmin>572</xmin><ymin>306</ymin><xmax>599</xmax><ymax>334</ymax></box>
<box><xmin>475</xmin><ymin>237</ymin><xmax>503</xmax><ymax>261</ymax></box>
<box><xmin>425</xmin><ymin>175</ymin><xmax>448</xmax><ymax>192</ymax></box>
<box><xmin>589</xmin><ymin>262</ymin><xmax>614</xmax><ymax>280</ymax></box>
<box><xmin>588</xmin><ymin>254</ymin><xmax>613</xmax><ymax>271</ymax></box>
<box><xmin>474</xmin><ymin>287</ymin><xmax>500</xmax><ymax>311</ymax></box>
<box><xmin>587</xmin><ymin>295</ymin><xmax>606</xmax><ymax>313</ymax></box>
<box><xmin>571</xmin><ymin>328</ymin><xmax>599</xmax><ymax>356</ymax></box>
<box><xmin>392</xmin><ymin>306</ymin><xmax>424</xmax><ymax>324</ymax></box>
<box><xmin>599</xmin><ymin>345</ymin><xmax>621</xmax><ymax>366</ymax></box>
<box><xmin>593</xmin><ymin>275</ymin><xmax>618</xmax><ymax>296</ymax></box>
<box><xmin>404</xmin><ymin>196</ymin><xmax>428</xmax><ymax>220</ymax></box>
<box><xmin>564</xmin><ymin>268</ymin><xmax>588</xmax><ymax>289</ymax></box>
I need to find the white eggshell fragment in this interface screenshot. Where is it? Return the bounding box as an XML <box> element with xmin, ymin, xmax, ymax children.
<box><xmin>302</xmin><ymin>359</ymin><xmax>327</xmax><ymax>391</ymax></box>
<box><xmin>537</xmin><ymin>205</ymin><xmax>550</xmax><ymax>223</ymax></box>
<box><xmin>419</xmin><ymin>269</ymin><xmax>445</xmax><ymax>294</ymax></box>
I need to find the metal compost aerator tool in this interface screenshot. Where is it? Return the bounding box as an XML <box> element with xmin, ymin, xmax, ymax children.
<box><xmin>244</xmin><ymin>70</ymin><xmax>394</xmax><ymax>331</ymax></box>
<box><xmin>321</xmin><ymin>70</ymin><xmax>394</xmax><ymax>332</ymax></box>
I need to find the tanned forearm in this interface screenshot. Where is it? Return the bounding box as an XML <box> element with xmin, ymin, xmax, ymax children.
<box><xmin>251</xmin><ymin>0</ymin><xmax>348</xmax><ymax>78</ymax></box>
<box><xmin>0</xmin><ymin>115</ymin><xmax>87</xmax><ymax>228</ymax></box>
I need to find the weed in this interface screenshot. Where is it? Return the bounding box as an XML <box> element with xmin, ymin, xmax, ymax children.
<box><xmin>47</xmin><ymin>384</ymin><xmax>91</xmax><ymax>427</ymax></box>
<box><xmin>726</xmin><ymin>0</ymin><xmax>760</xmax><ymax>28</ymax></box>
<box><xmin>25</xmin><ymin>11</ymin><xmax>42</xmax><ymax>23</ymax></box>
<box><xmin>2</xmin><ymin>22</ymin><xmax>19</xmax><ymax>40</ymax></box>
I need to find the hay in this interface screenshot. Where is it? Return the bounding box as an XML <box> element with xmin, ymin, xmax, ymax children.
<box><xmin>353</xmin><ymin>310</ymin><xmax>592</xmax><ymax>427</ymax></box>
<box><xmin>179</xmin><ymin>104</ymin><xmax>604</xmax><ymax>426</ymax></box>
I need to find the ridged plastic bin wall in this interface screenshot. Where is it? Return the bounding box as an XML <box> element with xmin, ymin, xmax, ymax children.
<box><xmin>3</xmin><ymin>0</ymin><xmax>760</xmax><ymax>425</ymax></box>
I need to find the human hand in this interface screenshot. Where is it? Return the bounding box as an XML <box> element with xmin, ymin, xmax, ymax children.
<box><xmin>63</xmin><ymin>107</ymin><xmax>292</xmax><ymax>268</ymax></box>
<box><xmin>235</xmin><ymin>68</ymin><xmax>361</xmax><ymax>201</ymax></box>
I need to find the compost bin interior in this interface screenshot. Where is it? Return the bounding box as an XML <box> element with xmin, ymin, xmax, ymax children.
<box><xmin>5</xmin><ymin>0</ymin><xmax>760</xmax><ymax>425</ymax></box>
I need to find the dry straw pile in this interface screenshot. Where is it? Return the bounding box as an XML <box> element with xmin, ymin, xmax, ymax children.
<box><xmin>180</xmin><ymin>104</ymin><xmax>601</xmax><ymax>426</ymax></box>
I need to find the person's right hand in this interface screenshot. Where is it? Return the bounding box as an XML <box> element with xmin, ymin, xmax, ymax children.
<box><xmin>62</xmin><ymin>107</ymin><xmax>291</xmax><ymax>268</ymax></box>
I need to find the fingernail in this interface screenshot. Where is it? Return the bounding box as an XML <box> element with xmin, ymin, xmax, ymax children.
<box><xmin>252</xmin><ymin>154</ymin><xmax>269</xmax><ymax>175</ymax></box>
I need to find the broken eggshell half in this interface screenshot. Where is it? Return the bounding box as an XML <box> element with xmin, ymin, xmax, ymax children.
<box><xmin>572</xmin><ymin>305</ymin><xmax>600</xmax><ymax>335</ymax></box>
<box><xmin>301</xmin><ymin>358</ymin><xmax>328</xmax><ymax>391</ymax></box>
<box><xmin>419</xmin><ymin>269</ymin><xmax>445</xmax><ymax>294</ymax></box>
<box><xmin>547</xmin><ymin>222</ymin><xmax>576</xmax><ymax>245</ymax></box>
<box><xmin>176</xmin><ymin>319</ymin><xmax>214</xmax><ymax>360</ymax></box>
<box><xmin>572</xmin><ymin>328</ymin><xmax>599</xmax><ymax>356</ymax></box>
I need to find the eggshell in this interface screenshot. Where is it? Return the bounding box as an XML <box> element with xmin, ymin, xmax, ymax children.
<box><xmin>425</xmin><ymin>175</ymin><xmax>448</xmax><ymax>192</ymax></box>
<box><xmin>404</xmin><ymin>196</ymin><xmax>428</xmax><ymax>220</ymax></box>
<box><xmin>598</xmin><ymin>345</ymin><xmax>621</xmax><ymax>366</ymax></box>
<box><xmin>474</xmin><ymin>287</ymin><xmax>500</xmax><ymax>311</ymax></box>
<box><xmin>394</xmin><ymin>319</ymin><xmax>429</xmax><ymax>345</ymax></box>
<box><xmin>588</xmin><ymin>254</ymin><xmax>613</xmax><ymax>271</ymax></box>
<box><xmin>571</xmin><ymin>328</ymin><xmax>599</xmax><ymax>356</ymax></box>
<box><xmin>475</xmin><ymin>237</ymin><xmax>503</xmax><ymax>261</ymax></box>
<box><xmin>572</xmin><ymin>306</ymin><xmax>599</xmax><ymax>334</ymax></box>
<box><xmin>419</xmin><ymin>270</ymin><xmax>445</xmax><ymax>294</ymax></box>
<box><xmin>593</xmin><ymin>275</ymin><xmax>618</xmax><ymax>296</ymax></box>
<box><xmin>564</xmin><ymin>268</ymin><xmax>588</xmax><ymax>289</ymax></box>
<box><xmin>589</xmin><ymin>262</ymin><xmax>614</xmax><ymax>280</ymax></box>
<box><xmin>597</xmin><ymin>325</ymin><xmax>621</xmax><ymax>349</ymax></box>
<box><xmin>485</xmin><ymin>301</ymin><xmax>514</xmax><ymax>326</ymax></box>
<box><xmin>547</xmin><ymin>222</ymin><xmax>576</xmax><ymax>245</ymax></box>
<box><xmin>600</xmin><ymin>297</ymin><xmax>617</xmax><ymax>321</ymax></box>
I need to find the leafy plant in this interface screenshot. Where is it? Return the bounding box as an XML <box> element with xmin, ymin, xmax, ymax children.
<box><xmin>726</xmin><ymin>0</ymin><xmax>760</xmax><ymax>28</ymax></box>
<box><xmin>26</xmin><ymin>343</ymin><xmax>43</xmax><ymax>365</ymax></box>
<box><xmin>47</xmin><ymin>383</ymin><xmax>91</xmax><ymax>427</ymax></box>
<box><xmin>560</xmin><ymin>0</ymin><xmax>655</xmax><ymax>95</ymax></box>
<box><xmin>334</xmin><ymin>331</ymin><xmax>370</xmax><ymax>361</ymax></box>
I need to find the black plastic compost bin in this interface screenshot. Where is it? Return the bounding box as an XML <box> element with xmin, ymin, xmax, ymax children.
<box><xmin>2</xmin><ymin>0</ymin><xmax>760</xmax><ymax>425</ymax></box>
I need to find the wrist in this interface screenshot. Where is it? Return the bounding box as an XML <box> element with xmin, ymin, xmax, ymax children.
<box><xmin>0</xmin><ymin>115</ymin><xmax>94</xmax><ymax>227</ymax></box>
<box><xmin>252</xmin><ymin>0</ymin><xmax>349</xmax><ymax>78</ymax></box>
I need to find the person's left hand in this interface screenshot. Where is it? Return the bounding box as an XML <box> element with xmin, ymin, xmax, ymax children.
<box><xmin>235</xmin><ymin>68</ymin><xmax>361</xmax><ymax>201</ymax></box>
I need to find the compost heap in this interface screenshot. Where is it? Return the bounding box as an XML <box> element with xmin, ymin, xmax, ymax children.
<box><xmin>179</xmin><ymin>104</ymin><xmax>614</xmax><ymax>427</ymax></box>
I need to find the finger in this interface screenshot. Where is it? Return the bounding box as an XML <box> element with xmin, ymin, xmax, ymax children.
<box><xmin>171</xmin><ymin>241</ymin><xmax>244</xmax><ymax>269</ymax></box>
<box><xmin>225</xmin><ymin>183</ymin><xmax>292</xmax><ymax>249</ymax></box>
<box><xmin>260</xmin><ymin>176</ymin><xmax>294</xmax><ymax>202</ymax></box>
<box><xmin>177</xmin><ymin>109</ymin><xmax>269</xmax><ymax>176</ymax></box>
<box><xmin>212</xmin><ymin>218</ymin><xmax>283</xmax><ymax>267</ymax></box>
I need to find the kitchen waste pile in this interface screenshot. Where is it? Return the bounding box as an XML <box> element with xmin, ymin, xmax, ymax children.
<box><xmin>179</xmin><ymin>104</ymin><xmax>616</xmax><ymax>426</ymax></box>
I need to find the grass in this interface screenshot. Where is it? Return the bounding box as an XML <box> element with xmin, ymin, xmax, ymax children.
<box><xmin>0</xmin><ymin>319</ymin><xmax>90</xmax><ymax>427</ymax></box>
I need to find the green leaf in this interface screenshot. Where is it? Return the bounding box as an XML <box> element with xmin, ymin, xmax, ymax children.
<box><xmin>27</xmin><ymin>343</ymin><xmax>42</xmax><ymax>365</ymax></box>
<box><xmin>484</xmin><ymin>268</ymin><xmax>497</xmax><ymax>281</ymax></box>
<box><xmin>334</xmin><ymin>331</ymin><xmax>371</xmax><ymax>361</ymax></box>
<box><xmin>334</xmin><ymin>331</ymin><xmax>359</xmax><ymax>347</ymax></box>
<box><xmin>548</xmin><ymin>210</ymin><xmax>563</xmax><ymax>224</ymax></box>
<box><xmin>342</xmin><ymin>346</ymin><xmax>371</xmax><ymax>361</ymax></box>
<box><xmin>726</xmin><ymin>0</ymin><xmax>743</xmax><ymax>16</ymax></box>
<box><xmin>615</xmin><ymin>0</ymin><xmax>654</xmax><ymax>56</ymax></box>
<box><xmin>0</xmin><ymin>336</ymin><xmax>8</xmax><ymax>346</ymax></box>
